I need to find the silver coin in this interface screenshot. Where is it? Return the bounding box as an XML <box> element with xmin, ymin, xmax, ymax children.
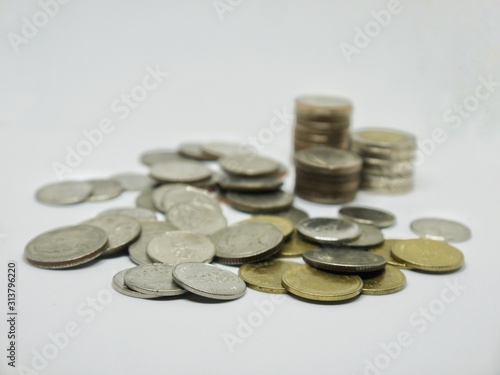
<box><xmin>217</xmin><ymin>173</ymin><xmax>283</xmax><ymax>192</ymax></box>
<box><xmin>152</xmin><ymin>184</ymin><xmax>188</xmax><ymax>212</ymax></box>
<box><xmin>224</xmin><ymin>190</ymin><xmax>294</xmax><ymax>213</ymax></box>
<box><xmin>339</xmin><ymin>206</ymin><xmax>396</xmax><ymax>228</ymax></box>
<box><xmin>135</xmin><ymin>189</ymin><xmax>156</xmax><ymax>211</ymax></box>
<box><xmin>128</xmin><ymin>221</ymin><xmax>179</xmax><ymax>265</ymax></box>
<box><xmin>272</xmin><ymin>206</ymin><xmax>309</xmax><ymax>225</ymax></box>
<box><xmin>124</xmin><ymin>264</ymin><xmax>186</xmax><ymax>297</ymax></box>
<box><xmin>297</xmin><ymin>217</ymin><xmax>361</xmax><ymax>244</ymax></box>
<box><xmin>146</xmin><ymin>231</ymin><xmax>215</xmax><ymax>265</ymax></box>
<box><xmin>219</xmin><ymin>154</ymin><xmax>279</xmax><ymax>177</ymax></box>
<box><xmin>111</xmin><ymin>173</ymin><xmax>156</xmax><ymax>191</ymax></box>
<box><xmin>303</xmin><ymin>247</ymin><xmax>386</xmax><ymax>273</ymax></box>
<box><xmin>25</xmin><ymin>224</ymin><xmax>107</xmax><ymax>269</ymax></box>
<box><xmin>210</xmin><ymin>222</ymin><xmax>283</xmax><ymax>265</ymax></box>
<box><xmin>86</xmin><ymin>179</ymin><xmax>122</xmax><ymax>201</ymax></box>
<box><xmin>202</xmin><ymin>142</ymin><xmax>241</xmax><ymax>159</ymax></box>
<box><xmin>294</xmin><ymin>147</ymin><xmax>362</xmax><ymax>174</ymax></box>
<box><xmin>410</xmin><ymin>218</ymin><xmax>472</xmax><ymax>242</ymax></box>
<box><xmin>343</xmin><ymin>224</ymin><xmax>385</xmax><ymax>248</ymax></box>
<box><xmin>178</xmin><ymin>143</ymin><xmax>218</xmax><ymax>161</ymax></box>
<box><xmin>112</xmin><ymin>269</ymin><xmax>158</xmax><ymax>299</ymax></box>
<box><xmin>140</xmin><ymin>149</ymin><xmax>183</xmax><ymax>166</ymax></box>
<box><xmin>172</xmin><ymin>262</ymin><xmax>246</xmax><ymax>300</ymax></box>
<box><xmin>35</xmin><ymin>181</ymin><xmax>93</xmax><ymax>205</ymax></box>
<box><xmin>99</xmin><ymin>207</ymin><xmax>157</xmax><ymax>222</ymax></box>
<box><xmin>167</xmin><ymin>203</ymin><xmax>227</xmax><ymax>236</ymax></box>
<box><xmin>150</xmin><ymin>160</ymin><xmax>212</xmax><ymax>183</ymax></box>
<box><xmin>361</xmin><ymin>174</ymin><xmax>413</xmax><ymax>194</ymax></box>
<box><xmin>83</xmin><ymin>215</ymin><xmax>141</xmax><ymax>255</ymax></box>
<box><xmin>161</xmin><ymin>185</ymin><xmax>221</xmax><ymax>213</ymax></box>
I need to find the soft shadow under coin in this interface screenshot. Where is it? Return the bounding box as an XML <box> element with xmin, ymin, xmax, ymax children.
<box><xmin>286</xmin><ymin>293</ymin><xmax>362</xmax><ymax>305</ymax></box>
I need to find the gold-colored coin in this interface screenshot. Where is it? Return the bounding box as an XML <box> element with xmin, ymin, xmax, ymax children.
<box><xmin>369</xmin><ymin>239</ymin><xmax>412</xmax><ymax>268</ymax></box>
<box><xmin>238</xmin><ymin>260</ymin><xmax>300</xmax><ymax>294</ymax></box>
<box><xmin>239</xmin><ymin>215</ymin><xmax>294</xmax><ymax>241</ymax></box>
<box><xmin>281</xmin><ymin>264</ymin><xmax>363</xmax><ymax>302</ymax></box>
<box><xmin>391</xmin><ymin>239</ymin><xmax>464</xmax><ymax>272</ymax></box>
<box><xmin>279</xmin><ymin>230</ymin><xmax>317</xmax><ymax>257</ymax></box>
<box><xmin>362</xmin><ymin>265</ymin><xmax>407</xmax><ymax>295</ymax></box>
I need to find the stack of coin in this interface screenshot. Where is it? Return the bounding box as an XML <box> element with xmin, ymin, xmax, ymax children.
<box><xmin>351</xmin><ymin>128</ymin><xmax>417</xmax><ymax>194</ymax></box>
<box><xmin>294</xmin><ymin>95</ymin><xmax>352</xmax><ymax>152</ymax></box>
<box><xmin>294</xmin><ymin>147</ymin><xmax>362</xmax><ymax>204</ymax></box>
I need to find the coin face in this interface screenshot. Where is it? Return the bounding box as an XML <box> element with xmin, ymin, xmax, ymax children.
<box><xmin>391</xmin><ymin>239</ymin><xmax>465</xmax><ymax>272</ymax></box>
<box><xmin>238</xmin><ymin>215</ymin><xmax>294</xmax><ymax>241</ymax></box>
<box><xmin>303</xmin><ymin>247</ymin><xmax>386</xmax><ymax>273</ymax></box>
<box><xmin>219</xmin><ymin>154</ymin><xmax>279</xmax><ymax>177</ymax></box>
<box><xmin>140</xmin><ymin>149</ymin><xmax>183</xmax><ymax>166</ymax></box>
<box><xmin>35</xmin><ymin>181</ymin><xmax>93</xmax><ymax>205</ymax></box>
<box><xmin>112</xmin><ymin>269</ymin><xmax>158</xmax><ymax>299</ymax></box>
<box><xmin>369</xmin><ymin>239</ymin><xmax>410</xmax><ymax>268</ymax></box>
<box><xmin>211</xmin><ymin>222</ymin><xmax>284</xmax><ymax>265</ymax></box>
<box><xmin>239</xmin><ymin>260</ymin><xmax>300</xmax><ymax>294</ymax></box>
<box><xmin>224</xmin><ymin>190</ymin><xmax>294</xmax><ymax>213</ymax></box>
<box><xmin>86</xmin><ymin>179</ymin><xmax>122</xmax><ymax>201</ymax></box>
<box><xmin>167</xmin><ymin>203</ymin><xmax>227</xmax><ymax>236</ymax></box>
<box><xmin>124</xmin><ymin>264</ymin><xmax>186</xmax><ymax>297</ymax></box>
<box><xmin>111</xmin><ymin>173</ymin><xmax>156</xmax><ymax>191</ymax></box>
<box><xmin>281</xmin><ymin>264</ymin><xmax>363</xmax><ymax>302</ymax></box>
<box><xmin>135</xmin><ymin>189</ymin><xmax>156</xmax><ymax>211</ymax></box>
<box><xmin>25</xmin><ymin>225</ymin><xmax>108</xmax><ymax>269</ymax></box>
<box><xmin>339</xmin><ymin>206</ymin><xmax>396</xmax><ymax>228</ymax></box>
<box><xmin>99</xmin><ymin>207</ymin><xmax>157</xmax><ymax>222</ymax></box>
<box><xmin>150</xmin><ymin>160</ymin><xmax>212</xmax><ymax>183</ymax></box>
<box><xmin>83</xmin><ymin>215</ymin><xmax>141</xmax><ymax>255</ymax></box>
<box><xmin>173</xmin><ymin>263</ymin><xmax>246</xmax><ymax>300</ymax></box>
<box><xmin>146</xmin><ymin>231</ymin><xmax>215</xmax><ymax>265</ymax></box>
<box><xmin>297</xmin><ymin>218</ymin><xmax>361</xmax><ymax>244</ymax></box>
<box><xmin>361</xmin><ymin>265</ymin><xmax>407</xmax><ymax>295</ymax></box>
<box><xmin>161</xmin><ymin>185</ymin><xmax>221</xmax><ymax>213</ymax></box>
<box><xmin>279</xmin><ymin>230</ymin><xmax>317</xmax><ymax>257</ymax></box>
<box><xmin>217</xmin><ymin>173</ymin><xmax>283</xmax><ymax>192</ymax></box>
<box><xmin>410</xmin><ymin>218</ymin><xmax>471</xmax><ymax>242</ymax></box>
<box><xmin>202</xmin><ymin>142</ymin><xmax>241</xmax><ymax>158</ymax></box>
<box><xmin>178</xmin><ymin>143</ymin><xmax>218</xmax><ymax>161</ymax></box>
<box><xmin>128</xmin><ymin>221</ymin><xmax>179</xmax><ymax>265</ymax></box>
<box><xmin>294</xmin><ymin>147</ymin><xmax>362</xmax><ymax>174</ymax></box>
<box><xmin>343</xmin><ymin>224</ymin><xmax>385</xmax><ymax>248</ymax></box>
<box><xmin>351</xmin><ymin>128</ymin><xmax>417</xmax><ymax>150</ymax></box>
<box><xmin>295</xmin><ymin>95</ymin><xmax>352</xmax><ymax>115</ymax></box>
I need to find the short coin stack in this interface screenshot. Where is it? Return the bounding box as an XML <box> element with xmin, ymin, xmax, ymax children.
<box><xmin>294</xmin><ymin>147</ymin><xmax>362</xmax><ymax>204</ymax></box>
<box><xmin>294</xmin><ymin>95</ymin><xmax>352</xmax><ymax>152</ymax></box>
<box><xmin>351</xmin><ymin>128</ymin><xmax>417</xmax><ymax>194</ymax></box>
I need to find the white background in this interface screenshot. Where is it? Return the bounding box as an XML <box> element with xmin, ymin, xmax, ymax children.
<box><xmin>1</xmin><ymin>1</ymin><xmax>500</xmax><ymax>374</ymax></box>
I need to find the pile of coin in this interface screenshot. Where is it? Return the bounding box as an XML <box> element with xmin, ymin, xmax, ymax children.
<box><xmin>351</xmin><ymin>128</ymin><xmax>417</xmax><ymax>194</ymax></box>
<box><xmin>294</xmin><ymin>147</ymin><xmax>362</xmax><ymax>204</ymax></box>
<box><xmin>293</xmin><ymin>95</ymin><xmax>352</xmax><ymax>152</ymax></box>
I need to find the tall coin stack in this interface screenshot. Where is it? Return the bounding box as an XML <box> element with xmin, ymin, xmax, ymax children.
<box><xmin>351</xmin><ymin>128</ymin><xmax>417</xmax><ymax>194</ymax></box>
<box><xmin>294</xmin><ymin>147</ymin><xmax>362</xmax><ymax>204</ymax></box>
<box><xmin>294</xmin><ymin>95</ymin><xmax>352</xmax><ymax>152</ymax></box>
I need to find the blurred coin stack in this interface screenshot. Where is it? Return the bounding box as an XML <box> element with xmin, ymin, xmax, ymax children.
<box><xmin>294</xmin><ymin>147</ymin><xmax>362</xmax><ymax>204</ymax></box>
<box><xmin>351</xmin><ymin>128</ymin><xmax>417</xmax><ymax>194</ymax></box>
<box><xmin>294</xmin><ymin>95</ymin><xmax>352</xmax><ymax>152</ymax></box>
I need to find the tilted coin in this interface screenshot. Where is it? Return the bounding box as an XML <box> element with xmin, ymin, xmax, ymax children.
<box><xmin>202</xmin><ymin>142</ymin><xmax>241</xmax><ymax>158</ymax></box>
<box><xmin>369</xmin><ymin>239</ymin><xmax>410</xmax><ymax>268</ymax></box>
<box><xmin>303</xmin><ymin>247</ymin><xmax>386</xmax><ymax>273</ymax></box>
<box><xmin>124</xmin><ymin>264</ymin><xmax>186</xmax><ymax>297</ymax></box>
<box><xmin>178</xmin><ymin>142</ymin><xmax>218</xmax><ymax>161</ymax></box>
<box><xmin>150</xmin><ymin>160</ymin><xmax>212</xmax><ymax>183</ymax></box>
<box><xmin>112</xmin><ymin>269</ymin><xmax>158</xmax><ymax>299</ymax></box>
<box><xmin>83</xmin><ymin>215</ymin><xmax>141</xmax><ymax>255</ymax></box>
<box><xmin>86</xmin><ymin>179</ymin><xmax>122</xmax><ymax>201</ymax></box>
<box><xmin>161</xmin><ymin>185</ymin><xmax>221</xmax><ymax>213</ymax></box>
<box><xmin>281</xmin><ymin>264</ymin><xmax>363</xmax><ymax>302</ymax></box>
<box><xmin>211</xmin><ymin>222</ymin><xmax>284</xmax><ymax>265</ymax></box>
<box><xmin>297</xmin><ymin>217</ymin><xmax>361</xmax><ymax>244</ymax></box>
<box><xmin>219</xmin><ymin>154</ymin><xmax>279</xmax><ymax>177</ymax></box>
<box><xmin>146</xmin><ymin>231</ymin><xmax>215</xmax><ymax>265</ymax></box>
<box><xmin>173</xmin><ymin>262</ymin><xmax>246</xmax><ymax>300</ymax></box>
<box><xmin>239</xmin><ymin>260</ymin><xmax>300</xmax><ymax>294</ymax></box>
<box><xmin>294</xmin><ymin>147</ymin><xmax>362</xmax><ymax>174</ymax></box>
<box><xmin>269</xmin><ymin>206</ymin><xmax>309</xmax><ymax>225</ymax></box>
<box><xmin>343</xmin><ymin>224</ymin><xmax>385</xmax><ymax>248</ymax></box>
<box><xmin>167</xmin><ymin>203</ymin><xmax>227</xmax><ymax>236</ymax></box>
<box><xmin>128</xmin><ymin>221</ymin><xmax>178</xmax><ymax>265</ymax></box>
<box><xmin>217</xmin><ymin>173</ymin><xmax>283</xmax><ymax>192</ymax></box>
<box><xmin>140</xmin><ymin>149</ymin><xmax>183</xmax><ymax>166</ymax></box>
<box><xmin>35</xmin><ymin>181</ymin><xmax>93</xmax><ymax>205</ymax></box>
<box><xmin>410</xmin><ymin>218</ymin><xmax>471</xmax><ymax>243</ymax></box>
<box><xmin>99</xmin><ymin>207</ymin><xmax>157</xmax><ymax>222</ymax></box>
<box><xmin>25</xmin><ymin>225</ymin><xmax>108</xmax><ymax>269</ymax></box>
<box><xmin>238</xmin><ymin>215</ymin><xmax>294</xmax><ymax>241</ymax></box>
<box><xmin>391</xmin><ymin>239</ymin><xmax>465</xmax><ymax>272</ymax></box>
<box><xmin>111</xmin><ymin>173</ymin><xmax>156</xmax><ymax>191</ymax></box>
<box><xmin>339</xmin><ymin>206</ymin><xmax>396</xmax><ymax>228</ymax></box>
<box><xmin>361</xmin><ymin>265</ymin><xmax>407</xmax><ymax>295</ymax></box>
<box><xmin>224</xmin><ymin>190</ymin><xmax>294</xmax><ymax>213</ymax></box>
<box><xmin>135</xmin><ymin>189</ymin><xmax>156</xmax><ymax>211</ymax></box>
<box><xmin>278</xmin><ymin>230</ymin><xmax>317</xmax><ymax>257</ymax></box>
<box><xmin>152</xmin><ymin>184</ymin><xmax>184</xmax><ymax>212</ymax></box>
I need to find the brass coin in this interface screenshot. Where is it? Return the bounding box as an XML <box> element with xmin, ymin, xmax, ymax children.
<box><xmin>281</xmin><ymin>264</ymin><xmax>362</xmax><ymax>302</ymax></box>
<box><xmin>279</xmin><ymin>230</ymin><xmax>317</xmax><ymax>257</ymax></box>
<box><xmin>391</xmin><ymin>239</ymin><xmax>465</xmax><ymax>272</ymax></box>
<box><xmin>238</xmin><ymin>215</ymin><xmax>295</xmax><ymax>241</ymax></box>
<box><xmin>369</xmin><ymin>239</ymin><xmax>411</xmax><ymax>268</ymax></box>
<box><xmin>361</xmin><ymin>265</ymin><xmax>407</xmax><ymax>295</ymax></box>
<box><xmin>238</xmin><ymin>260</ymin><xmax>300</xmax><ymax>294</ymax></box>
